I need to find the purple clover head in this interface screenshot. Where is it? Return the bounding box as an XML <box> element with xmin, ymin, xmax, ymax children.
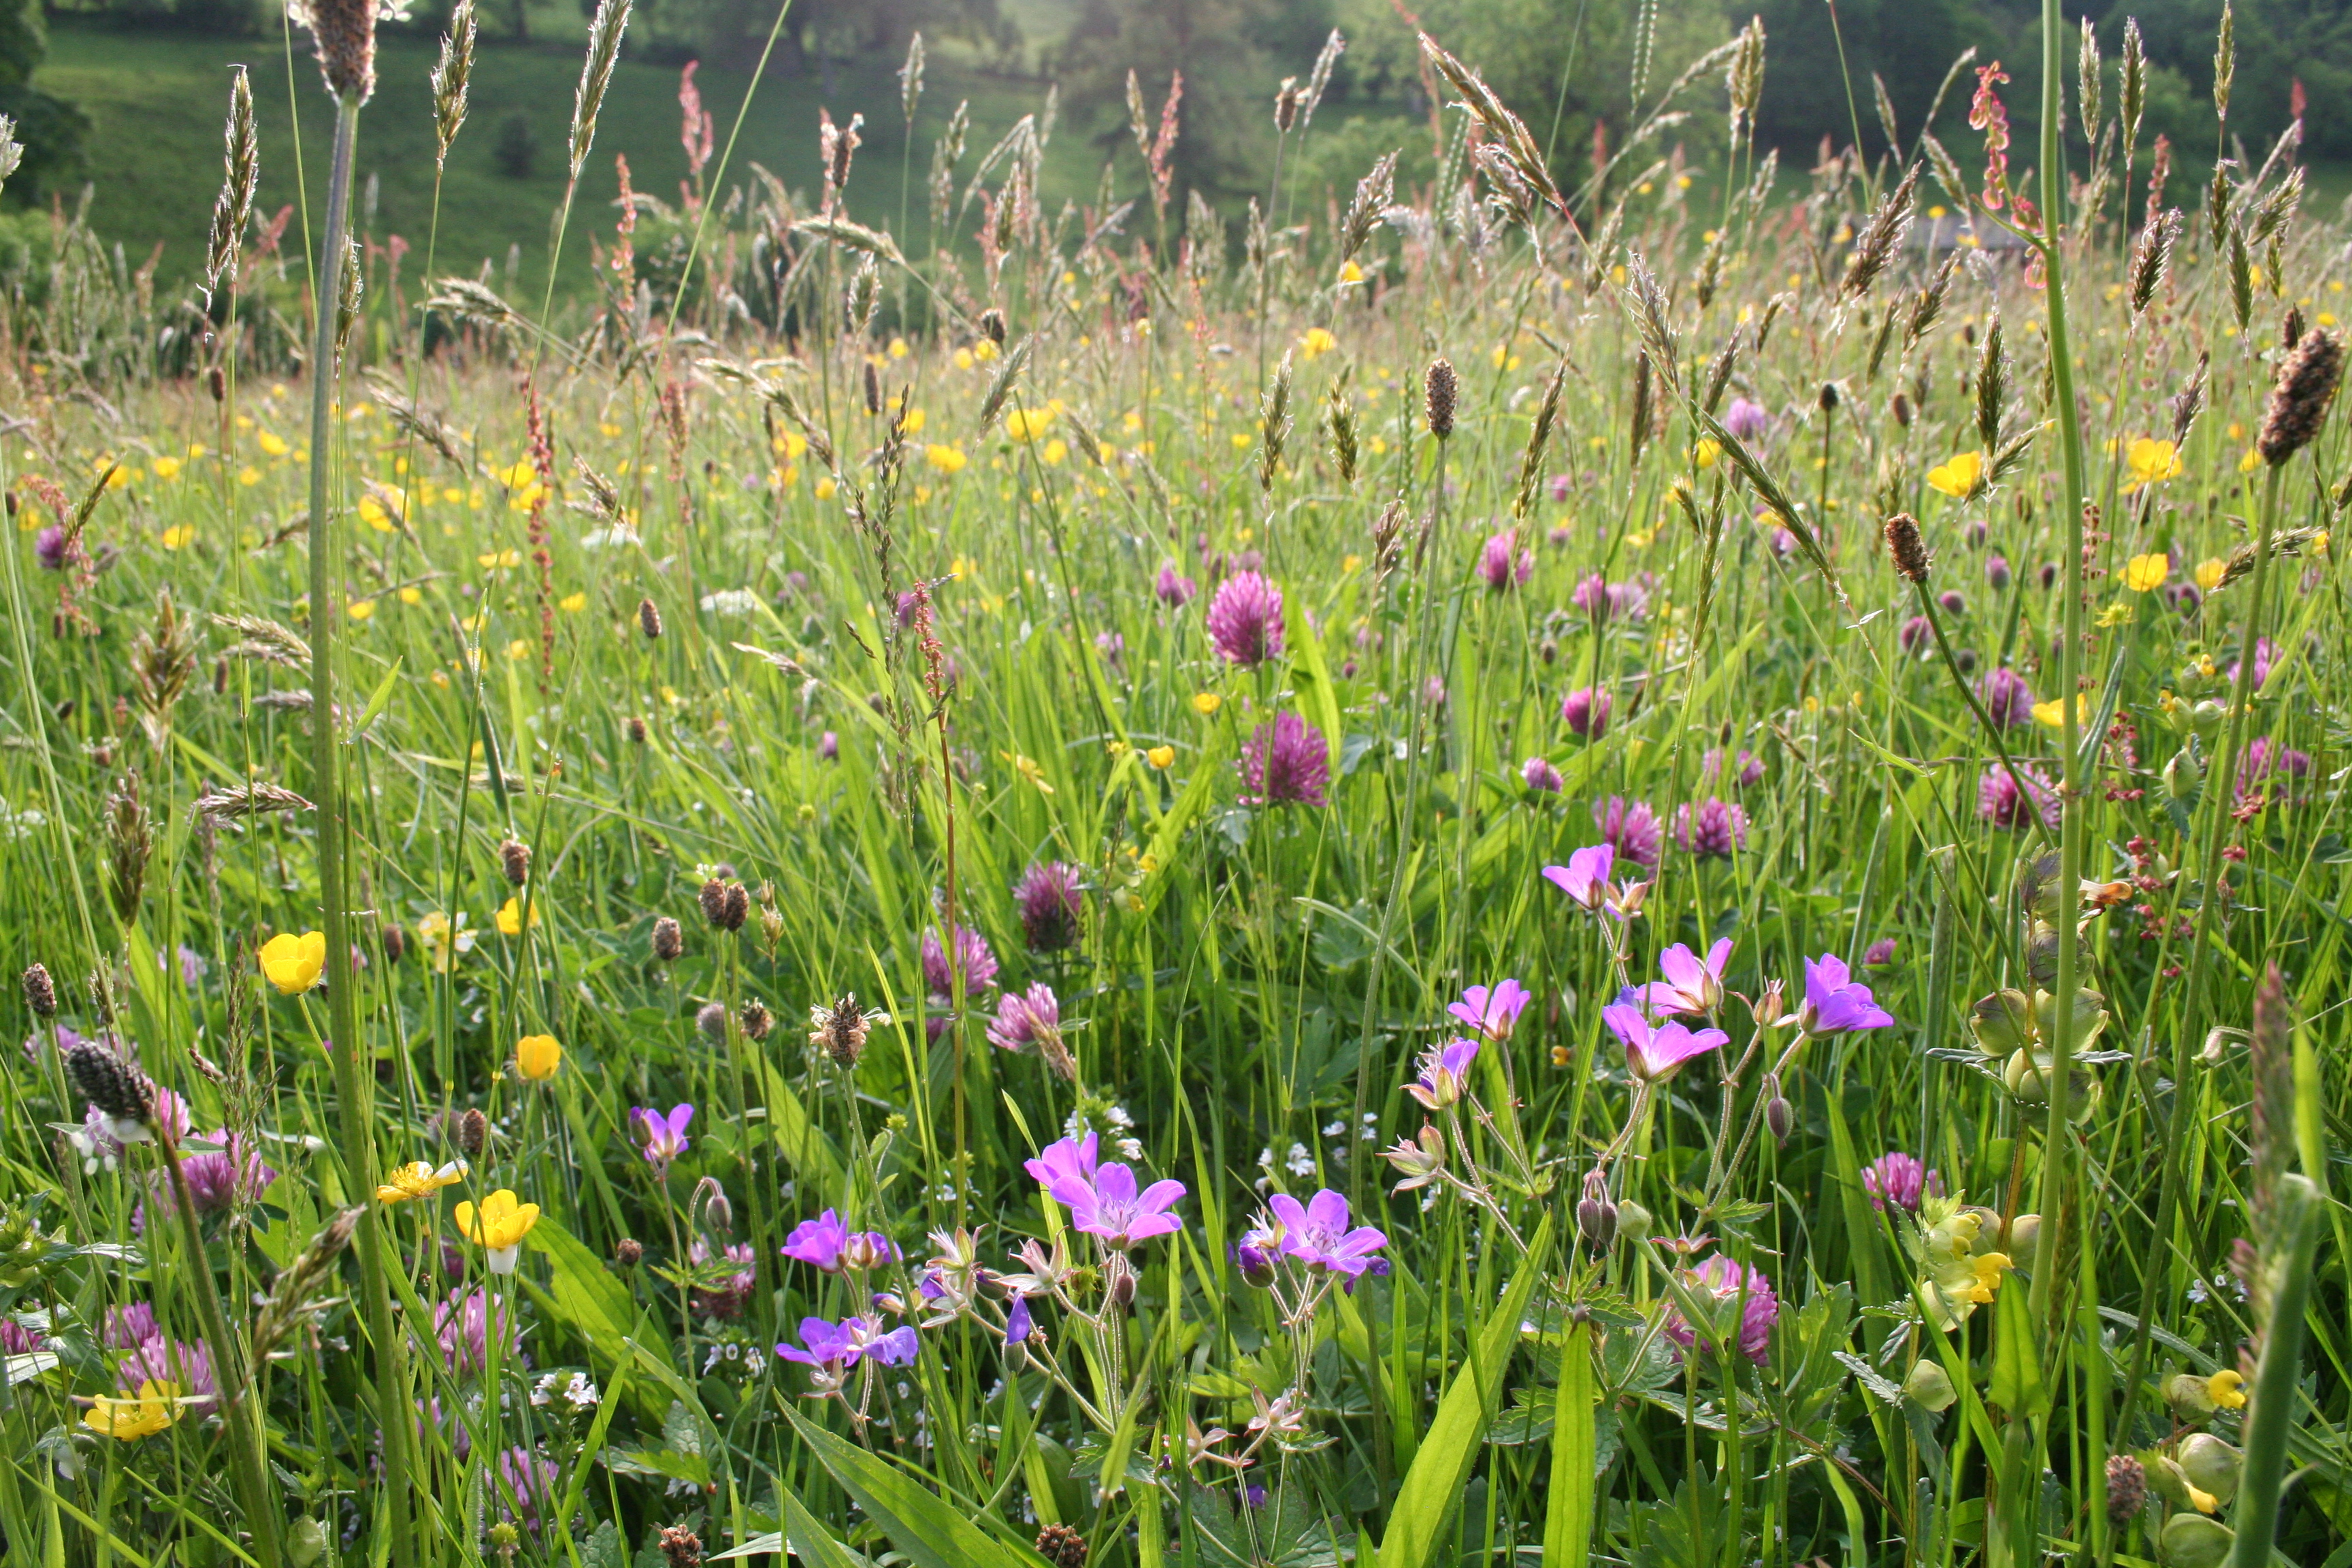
<box><xmin>1632</xmin><ymin>939</ymin><xmax>1732</xmax><ymax>1017</ymax></box>
<box><xmin>1014</xmin><ymin>862</ymin><xmax>1085</xmax><ymax>951</ymax></box>
<box><xmin>985</xmin><ymin>983</ymin><xmax>1062</xmax><ymax>1056</ymax></box>
<box><xmin>1721</xmin><ymin>397</ymin><xmax>1771</xmax><ymax>442</ymax></box>
<box><xmin>1798</xmin><ymin>953</ymin><xmax>1895</xmax><ymax>1036</ymax></box>
<box><xmin>1449</xmin><ymin>979</ymin><xmax>1531</xmax><ymax>1041</ymax></box>
<box><xmin>1050</xmin><ymin>1161</ymin><xmax>1186</xmax><ymax>1249</ymax></box>
<box><xmin>1206</xmin><ymin>570</ymin><xmax>1285</xmax><ymax>666</ymax></box>
<box><xmin>1561</xmin><ymin>685</ymin><xmax>1612</xmax><ymax>738</ymax></box>
<box><xmin>921</xmin><ymin>921</ymin><xmax>999</xmax><ymax>1001</ymax></box>
<box><xmin>1594</xmin><ymin>796</ymin><xmax>1662</xmax><ymax>870</ymax></box>
<box><xmin>34</xmin><ymin>525</ymin><xmax>69</xmax><ymax>572</ymax></box>
<box><xmin>1156</xmin><ymin>564</ymin><xmax>1198</xmax><ymax>607</ymax></box>
<box><xmin>1239</xmin><ymin>713</ymin><xmax>1330</xmax><ymax>808</ymax></box>
<box><xmin>1978</xmin><ymin>764</ymin><xmax>2059</xmax><ymax>830</ymax></box>
<box><xmin>178</xmin><ymin>1129</ymin><xmax>278</xmax><ymax>1212</ymax></box>
<box><xmin>1546</xmin><ymin>474</ymin><xmax>1571</xmax><ymax>502</ymax></box>
<box><xmin>1979</xmin><ymin>667</ymin><xmax>2036</xmax><ymax>729</ymax></box>
<box><xmin>1522</xmin><ymin>756</ymin><xmax>1564</xmax><ymax>793</ymax></box>
<box><xmin>1860</xmin><ymin>1152</ymin><xmax>1940</xmax><ymax>1212</ymax></box>
<box><xmin>103</xmin><ymin>1303</ymin><xmax>158</xmax><ymax>1351</ymax></box>
<box><xmin>1672</xmin><ymin>799</ymin><xmax>1748</xmax><ymax>860</ymax></box>
<box><xmin>1601</xmin><ymin>1000</ymin><xmax>1729</xmax><ymax>1083</ymax></box>
<box><xmin>1663</xmin><ymin>1255</ymin><xmax>1778</xmax><ymax>1365</ymax></box>
<box><xmin>1264</xmin><ymin>1188</ymin><xmax>1387</xmax><ymax>1277</ymax></box>
<box><xmin>1898</xmin><ymin>615</ymin><xmax>1931</xmax><ymax>655</ymax></box>
<box><xmin>630</xmin><ymin>1103</ymin><xmax>693</xmax><ymax>1174</ymax></box>
<box><xmin>120</xmin><ymin>1335</ymin><xmax>222</xmax><ymax>1410</ymax></box>
<box><xmin>432</xmin><ymin>1290</ymin><xmax>523</xmax><ymax>1377</ymax></box>
<box><xmin>1405</xmin><ymin>1036</ymin><xmax>1481</xmax><ymax>1110</ymax></box>
<box><xmin>1478</xmin><ymin>529</ymin><xmax>1534</xmax><ymax>591</ymax></box>
<box><xmin>818</xmin><ymin>731</ymin><xmax>840</xmax><ymax>762</ymax></box>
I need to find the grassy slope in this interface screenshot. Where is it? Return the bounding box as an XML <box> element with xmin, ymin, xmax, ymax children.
<box><xmin>41</xmin><ymin>20</ymin><xmax>1082</xmax><ymax>296</ymax></box>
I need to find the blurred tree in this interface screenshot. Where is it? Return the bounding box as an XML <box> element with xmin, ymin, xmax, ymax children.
<box><xmin>2114</xmin><ymin>0</ymin><xmax>2352</xmax><ymax>160</ymax></box>
<box><xmin>1746</xmin><ymin>0</ymin><xmax>1984</xmax><ymax>157</ymax></box>
<box><xmin>0</xmin><ymin>0</ymin><xmax>86</xmax><ymax>206</ymax></box>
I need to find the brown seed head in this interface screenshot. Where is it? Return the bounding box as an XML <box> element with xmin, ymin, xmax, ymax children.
<box><xmin>721</xmin><ymin>883</ymin><xmax>749</xmax><ymax>932</ymax></box>
<box><xmin>20</xmin><ymin>962</ymin><xmax>56</xmax><ymax>1017</ymax></box>
<box><xmin>498</xmin><ymin>838</ymin><xmax>531</xmax><ymax>886</ymax></box>
<box><xmin>637</xmin><ymin>597</ymin><xmax>663</xmax><ymax>639</ymax></box>
<box><xmin>740</xmin><ymin>998</ymin><xmax>772</xmax><ymax>1041</ymax></box>
<box><xmin>811</xmin><ymin>993</ymin><xmax>872</xmax><ymax>1067</ymax></box>
<box><xmin>1424</xmin><ymin>357</ymin><xmax>1457</xmax><ymax>439</ymax></box>
<box><xmin>625</xmin><ymin>715</ymin><xmax>649</xmax><ymax>745</ymax></box>
<box><xmin>615</xmin><ymin>1236</ymin><xmax>644</xmax><ymax>1267</ymax></box>
<box><xmin>298</xmin><ymin>0</ymin><xmax>382</xmax><ymax>103</ymax></box>
<box><xmin>1883</xmin><ymin>512</ymin><xmax>1931</xmax><ymax>583</ymax></box>
<box><xmin>2258</xmin><ymin>327</ymin><xmax>2344</xmax><ymax>466</ymax></box>
<box><xmin>979</xmin><ymin>307</ymin><xmax>1007</xmax><ymax>345</ymax></box>
<box><xmin>652</xmin><ymin>915</ymin><xmax>684</xmax><ymax>962</ymax></box>
<box><xmin>206</xmin><ymin>366</ymin><xmax>227</xmax><ymax>403</ymax></box>
<box><xmin>2104</xmin><ymin>1453</ymin><xmax>2146</xmax><ymax>1524</ymax></box>
<box><xmin>455</xmin><ymin>1107</ymin><xmax>489</xmax><ymax>1158</ymax></box>
<box><xmin>659</xmin><ymin>1525</ymin><xmax>705</xmax><ymax>1568</ymax></box>
<box><xmin>1036</xmin><ymin>1524</ymin><xmax>1089</xmax><ymax>1568</ymax></box>
<box><xmin>63</xmin><ymin>1039</ymin><xmax>152</xmax><ymax>1126</ymax></box>
<box><xmin>697</xmin><ymin>879</ymin><xmax>728</xmax><ymax>928</ymax></box>
<box><xmin>1273</xmin><ymin>78</ymin><xmax>1299</xmax><ymax>133</ymax></box>
<box><xmin>381</xmin><ymin>924</ymin><xmax>407</xmax><ymax>965</ymax></box>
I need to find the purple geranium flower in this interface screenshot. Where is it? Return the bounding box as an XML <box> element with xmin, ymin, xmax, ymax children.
<box><xmin>1024</xmin><ymin>1132</ymin><xmax>1098</xmax><ymax>1193</ymax></box>
<box><xmin>1004</xmin><ymin>1295</ymin><xmax>1034</xmax><ymax>1343</ymax></box>
<box><xmin>1049</xmin><ymin>1161</ymin><xmax>1187</xmax><ymax>1249</ymax></box>
<box><xmin>630</xmin><ymin>1103</ymin><xmax>693</xmax><ymax>1175</ymax></box>
<box><xmin>1860</xmin><ymin>1152</ymin><xmax>1940</xmax><ymax>1212</ymax></box>
<box><xmin>1594</xmin><ymin>796</ymin><xmax>1661</xmax><ymax>869</ymax></box>
<box><xmin>1206</xmin><ymin>571</ymin><xmax>1284</xmax><ymax>666</ymax></box>
<box><xmin>1861</xmin><ymin>937</ymin><xmax>1898</xmax><ymax>968</ymax></box>
<box><xmin>1014</xmin><ymin>862</ymin><xmax>1085</xmax><ymax>951</ymax></box>
<box><xmin>777</xmin><ymin>1314</ymin><xmax>919</xmax><ymax>1371</ymax></box>
<box><xmin>1797</xmin><ymin>953</ymin><xmax>1895</xmax><ymax>1035</ymax></box>
<box><xmin>1662</xmin><ymin>1255</ymin><xmax>1778</xmax><ymax>1365</ymax></box>
<box><xmin>1673</xmin><ymin>799</ymin><xmax>1749</xmax><ymax>860</ymax></box>
<box><xmin>1601</xmin><ymin>1000</ymin><xmax>1729</xmax><ymax>1083</ymax></box>
<box><xmin>1631</xmin><ymin>939</ymin><xmax>1731</xmax><ymax>1017</ymax></box>
<box><xmin>1449</xmin><ymin>980</ymin><xmax>1531</xmax><ymax>1041</ymax></box>
<box><xmin>780</xmin><ymin>1209</ymin><xmax>896</xmax><ymax>1273</ymax></box>
<box><xmin>1523</xmin><ymin>756</ymin><xmax>1563</xmax><ymax>793</ymax></box>
<box><xmin>1544</xmin><ymin>843</ymin><xmax>1644</xmax><ymax>920</ymax></box>
<box><xmin>1405</xmin><ymin>1037</ymin><xmax>1481</xmax><ymax>1109</ymax></box>
<box><xmin>1264</xmin><ymin>1188</ymin><xmax>1386</xmax><ymax>1277</ymax></box>
<box><xmin>1239</xmin><ymin>713</ymin><xmax>1330</xmax><ymax>807</ymax></box>
<box><xmin>1561</xmin><ymin>685</ymin><xmax>1612</xmax><ymax>738</ymax></box>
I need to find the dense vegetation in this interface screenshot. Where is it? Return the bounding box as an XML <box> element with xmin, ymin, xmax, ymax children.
<box><xmin>0</xmin><ymin>2</ymin><xmax>2346</xmax><ymax>1567</ymax></box>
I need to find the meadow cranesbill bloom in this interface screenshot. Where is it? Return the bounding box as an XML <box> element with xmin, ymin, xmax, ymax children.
<box><xmin>1448</xmin><ymin>979</ymin><xmax>1530</xmax><ymax>1041</ymax></box>
<box><xmin>1594</xmin><ymin>796</ymin><xmax>1661</xmax><ymax>868</ymax></box>
<box><xmin>1632</xmin><ymin>941</ymin><xmax>1732</xmax><ymax>1016</ymax></box>
<box><xmin>1477</xmin><ymin>529</ymin><xmax>1533</xmax><ymax>591</ymax></box>
<box><xmin>454</xmin><ymin>1190</ymin><xmax>541</xmax><ymax>1274</ymax></box>
<box><xmin>782</xmin><ymin>1209</ymin><xmax>885</xmax><ymax>1273</ymax></box>
<box><xmin>777</xmin><ymin>1315</ymin><xmax>919</xmax><ymax>1376</ymax></box>
<box><xmin>1047</xmin><ymin>1160</ymin><xmax>1186</xmax><ymax>1248</ymax></box>
<box><xmin>1405</xmin><ymin>1037</ymin><xmax>1480</xmax><ymax>1109</ymax></box>
<box><xmin>1263</xmin><ymin>1188</ymin><xmax>1386</xmax><ymax>1277</ymax></box>
<box><xmin>630</xmin><ymin>1104</ymin><xmax>693</xmax><ymax>1175</ymax></box>
<box><xmin>1544</xmin><ymin>843</ymin><xmax>1645</xmax><ymax>919</ymax></box>
<box><xmin>433</xmin><ymin>1288</ymin><xmax>523</xmax><ymax>1375</ymax></box>
<box><xmin>1797</xmin><ymin>954</ymin><xmax>1895</xmax><ymax>1035</ymax></box>
<box><xmin>1672</xmin><ymin>799</ymin><xmax>1748</xmax><ymax>860</ymax></box>
<box><xmin>1015</xmin><ymin>861</ymin><xmax>1085</xmax><ymax>951</ymax></box>
<box><xmin>1978</xmin><ymin>666</ymin><xmax>2035</xmax><ymax>728</ymax></box>
<box><xmin>1206</xmin><ymin>570</ymin><xmax>1284</xmax><ymax>665</ymax></box>
<box><xmin>1978</xmin><ymin>764</ymin><xmax>2059</xmax><ymax>830</ymax></box>
<box><xmin>1601</xmin><ymin>1001</ymin><xmax>1729</xmax><ymax>1083</ymax></box>
<box><xmin>1860</xmin><ymin>1152</ymin><xmax>1940</xmax><ymax>1212</ymax></box>
<box><xmin>1522</xmin><ymin>756</ymin><xmax>1563</xmax><ymax>792</ymax></box>
<box><xmin>1561</xmin><ymin>686</ymin><xmax>1611</xmax><ymax>738</ymax></box>
<box><xmin>1662</xmin><ymin>1255</ymin><xmax>1778</xmax><ymax>1364</ymax></box>
<box><xmin>1239</xmin><ymin>713</ymin><xmax>1330</xmax><ymax>807</ymax></box>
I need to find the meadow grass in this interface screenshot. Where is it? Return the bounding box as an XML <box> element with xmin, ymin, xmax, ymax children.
<box><xmin>0</xmin><ymin>7</ymin><xmax>2345</xmax><ymax>1568</ymax></box>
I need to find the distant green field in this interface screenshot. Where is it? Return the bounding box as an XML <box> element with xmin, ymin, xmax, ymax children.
<box><xmin>40</xmin><ymin>20</ymin><xmax>1083</xmax><ymax>297</ymax></box>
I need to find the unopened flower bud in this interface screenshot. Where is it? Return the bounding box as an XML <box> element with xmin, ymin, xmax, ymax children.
<box><xmin>2157</xmin><ymin>1512</ymin><xmax>2232</xmax><ymax>1568</ymax></box>
<box><xmin>696</xmin><ymin>1001</ymin><xmax>730</xmax><ymax>1043</ymax></box>
<box><xmin>1575</xmin><ymin>1169</ymin><xmax>1618</xmax><ymax>1251</ymax></box>
<box><xmin>1901</xmin><ymin>1360</ymin><xmax>1957</xmax><ymax>1411</ymax></box>
<box><xmin>2004</xmin><ymin>1213</ymin><xmax>2040</xmax><ymax>1259</ymax></box>
<box><xmin>1104</xmin><ymin>1252</ymin><xmax>1138</xmax><ymax>1309</ymax></box>
<box><xmin>1751</xmin><ymin>980</ymin><xmax>1786</xmax><ymax>1028</ymax></box>
<box><xmin>615</xmin><ymin>1237</ymin><xmax>644</xmax><ymax>1267</ymax></box>
<box><xmin>1235</xmin><ymin>1241</ymin><xmax>1277</xmax><ymax>1287</ymax></box>
<box><xmin>2176</xmin><ymin>1433</ymin><xmax>2240</xmax><ymax>1507</ymax></box>
<box><xmin>1614</xmin><ymin>1198</ymin><xmax>1653</xmax><ymax>1243</ymax></box>
<box><xmin>1763</xmin><ymin>1075</ymin><xmax>1793</xmax><ymax>1144</ymax></box>
<box><xmin>694</xmin><ymin>1176</ymin><xmax>733</xmax><ymax>1235</ymax></box>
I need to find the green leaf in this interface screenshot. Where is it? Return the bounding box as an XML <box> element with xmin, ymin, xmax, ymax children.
<box><xmin>758</xmin><ymin>1058</ymin><xmax>847</xmax><ymax>1199</ymax></box>
<box><xmin>1377</xmin><ymin>1213</ymin><xmax>1554</xmax><ymax>1568</ymax></box>
<box><xmin>1543</xmin><ymin>1322</ymin><xmax>1597</xmax><ymax>1568</ymax></box>
<box><xmin>1987</xmin><ymin>1275</ymin><xmax>2048</xmax><ymax>1417</ymax></box>
<box><xmin>785</xmin><ymin>1407</ymin><xmax>1044</xmax><ymax>1568</ymax></box>
<box><xmin>351</xmin><ymin>655</ymin><xmax>404</xmax><ymax>738</ymax></box>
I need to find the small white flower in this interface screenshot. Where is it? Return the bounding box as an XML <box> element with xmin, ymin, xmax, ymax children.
<box><xmin>1284</xmin><ymin>1142</ymin><xmax>1315</xmax><ymax>1177</ymax></box>
<box><xmin>564</xmin><ymin>1372</ymin><xmax>600</xmax><ymax>1407</ymax></box>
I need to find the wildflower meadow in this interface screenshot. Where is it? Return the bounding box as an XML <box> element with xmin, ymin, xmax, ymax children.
<box><xmin>0</xmin><ymin>1</ymin><xmax>2346</xmax><ymax>1565</ymax></box>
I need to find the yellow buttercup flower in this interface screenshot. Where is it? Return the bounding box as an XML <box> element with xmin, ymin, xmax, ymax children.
<box><xmin>257</xmin><ymin>431</ymin><xmax>290</xmax><ymax>457</ymax></box>
<box><xmin>347</xmin><ymin>599</ymin><xmax>375</xmax><ymax>621</ymax></box>
<box><xmin>1146</xmin><ymin>745</ymin><xmax>1175</xmax><ymax>768</ymax></box>
<box><xmin>453</xmin><ymin>1189</ymin><xmax>541</xmax><ymax>1273</ymax></box>
<box><xmin>1004</xmin><ymin>406</ymin><xmax>1054</xmax><ymax>442</ymax></box>
<box><xmin>1191</xmin><ymin>693</ymin><xmax>1222</xmax><ymax>717</ymax></box>
<box><xmin>558</xmin><ymin>591</ymin><xmax>587</xmax><ymax>612</ymax></box>
<box><xmin>1690</xmin><ymin>439</ymin><xmax>1722</xmax><ymax>470</ymax></box>
<box><xmin>926</xmin><ymin>444</ymin><xmax>968</xmax><ymax>474</ymax></box>
<box><xmin>1927</xmin><ymin>451</ymin><xmax>1987</xmax><ymax>500</ymax></box>
<box><xmin>2123</xmin><ymin>437</ymin><xmax>2183</xmax><ymax>491</ymax></box>
<box><xmin>258</xmin><ymin>930</ymin><xmax>327</xmax><ymax>995</ymax></box>
<box><xmin>83</xmin><ymin>1381</ymin><xmax>183</xmax><ymax>1441</ymax></box>
<box><xmin>1298</xmin><ymin>327</ymin><xmax>1337</xmax><ymax>359</ymax></box>
<box><xmin>150</xmin><ymin>455</ymin><xmax>182</xmax><ymax>480</ymax></box>
<box><xmin>514</xmin><ymin>1034</ymin><xmax>561</xmax><ymax>1081</ymax></box>
<box><xmin>376</xmin><ymin>1160</ymin><xmax>468</xmax><ymax>1203</ymax></box>
<box><xmin>2195</xmin><ymin>557</ymin><xmax>2226</xmax><ymax>591</ymax></box>
<box><xmin>2031</xmin><ymin>696</ymin><xmax>2087</xmax><ymax>728</ymax></box>
<box><xmin>159</xmin><ymin>525</ymin><xmax>196</xmax><ymax>551</ymax></box>
<box><xmin>1002</xmin><ymin>752</ymin><xmax>1055</xmax><ymax>794</ymax></box>
<box><xmin>1337</xmin><ymin>260</ymin><xmax>1365</xmax><ymax>284</ymax></box>
<box><xmin>2205</xmin><ymin>1368</ymin><xmax>2247</xmax><ymax>1410</ymax></box>
<box><xmin>495</xmin><ymin>896</ymin><xmax>540</xmax><ymax>936</ymax></box>
<box><xmin>2122</xmin><ymin>553</ymin><xmax>2170</xmax><ymax>592</ymax></box>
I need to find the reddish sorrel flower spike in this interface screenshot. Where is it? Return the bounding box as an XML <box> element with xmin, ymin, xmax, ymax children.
<box><xmin>1969</xmin><ymin>62</ymin><xmax>2012</xmax><ymax>211</ymax></box>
